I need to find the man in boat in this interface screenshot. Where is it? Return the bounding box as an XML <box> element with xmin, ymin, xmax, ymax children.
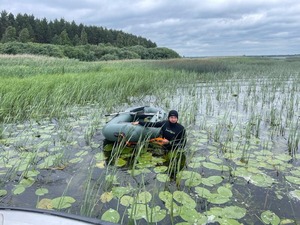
<box><xmin>132</xmin><ymin>110</ymin><xmax>186</xmax><ymax>151</ymax></box>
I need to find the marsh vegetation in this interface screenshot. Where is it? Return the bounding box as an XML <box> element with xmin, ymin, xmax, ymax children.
<box><xmin>0</xmin><ymin>54</ymin><xmax>299</xmax><ymax>224</ymax></box>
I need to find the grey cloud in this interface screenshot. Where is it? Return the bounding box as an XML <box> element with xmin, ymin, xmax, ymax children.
<box><xmin>1</xmin><ymin>0</ymin><xmax>300</xmax><ymax>56</ymax></box>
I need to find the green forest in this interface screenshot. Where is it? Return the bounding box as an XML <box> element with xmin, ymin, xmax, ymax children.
<box><xmin>0</xmin><ymin>11</ymin><xmax>180</xmax><ymax>61</ymax></box>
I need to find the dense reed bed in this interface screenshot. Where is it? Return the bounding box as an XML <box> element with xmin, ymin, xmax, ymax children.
<box><xmin>0</xmin><ymin>55</ymin><xmax>199</xmax><ymax>123</ymax></box>
<box><xmin>0</xmin><ymin>54</ymin><xmax>300</xmax><ymax>224</ymax></box>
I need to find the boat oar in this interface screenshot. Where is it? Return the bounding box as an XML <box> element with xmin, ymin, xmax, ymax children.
<box><xmin>105</xmin><ymin>111</ymin><xmax>137</xmax><ymax>117</ymax></box>
<box><xmin>105</xmin><ymin>111</ymin><xmax>157</xmax><ymax>117</ymax></box>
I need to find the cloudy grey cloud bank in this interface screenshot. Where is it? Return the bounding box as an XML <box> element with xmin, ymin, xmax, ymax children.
<box><xmin>1</xmin><ymin>0</ymin><xmax>300</xmax><ymax>56</ymax></box>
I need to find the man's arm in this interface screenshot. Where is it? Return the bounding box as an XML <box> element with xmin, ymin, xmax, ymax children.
<box><xmin>173</xmin><ymin>127</ymin><xmax>187</xmax><ymax>148</ymax></box>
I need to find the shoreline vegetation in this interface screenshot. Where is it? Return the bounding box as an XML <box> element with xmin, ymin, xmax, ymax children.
<box><xmin>0</xmin><ymin>41</ymin><xmax>181</xmax><ymax>61</ymax></box>
<box><xmin>0</xmin><ymin>11</ymin><xmax>180</xmax><ymax>61</ymax></box>
<box><xmin>0</xmin><ymin>54</ymin><xmax>300</xmax><ymax>224</ymax></box>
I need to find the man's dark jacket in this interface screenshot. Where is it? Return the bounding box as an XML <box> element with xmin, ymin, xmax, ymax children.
<box><xmin>139</xmin><ymin>120</ymin><xmax>186</xmax><ymax>150</ymax></box>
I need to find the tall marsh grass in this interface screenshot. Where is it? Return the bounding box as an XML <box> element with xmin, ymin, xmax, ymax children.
<box><xmin>0</xmin><ymin>55</ymin><xmax>199</xmax><ymax>123</ymax></box>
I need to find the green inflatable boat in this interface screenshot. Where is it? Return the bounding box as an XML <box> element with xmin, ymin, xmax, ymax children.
<box><xmin>102</xmin><ymin>106</ymin><xmax>167</xmax><ymax>143</ymax></box>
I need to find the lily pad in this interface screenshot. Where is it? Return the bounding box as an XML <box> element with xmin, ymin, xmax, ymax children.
<box><xmin>206</xmin><ymin>206</ymin><xmax>223</xmax><ymax>217</ymax></box>
<box><xmin>246</xmin><ymin>167</ymin><xmax>261</xmax><ymax>174</ymax></box>
<box><xmin>177</xmin><ymin>170</ymin><xmax>202</xmax><ymax>187</ymax></box>
<box><xmin>101</xmin><ymin>208</ymin><xmax>120</xmax><ymax>223</ymax></box>
<box><xmin>158</xmin><ymin>191</ymin><xmax>192</xmax><ymax>217</ymax></box>
<box><xmin>248</xmin><ymin>173</ymin><xmax>274</xmax><ymax>187</ymax></box>
<box><xmin>127</xmin><ymin>203</ymin><xmax>148</xmax><ymax>220</ymax></box>
<box><xmin>151</xmin><ymin>156</ymin><xmax>166</xmax><ymax>164</ymax></box>
<box><xmin>146</xmin><ymin>206</ymin><xmax>166</xmax><ymax>223</ymax></box>
<box><xmin>51</xmin><ymin>196</ymin><xmax>76</xmax><ymax>209</ymax></box>
<box><xmin>69</xmin><ymin>157</ymin><xmax>83</xmax><ymax>164</ymax></box>
<box><xmin>112</xmin><ymin>186</ymin><xmax>132</xmax><ymax>198</ymax></box>
<box><xmin>173</xmin><ymin>191</ymin><xmax>196</xmax><ymax>209</ymax></box>
<box><xmin>261</xmin><ymin>210</ymin><xmax>280</xmax><ymax>225</ymax></box>
<box><xmin>105</xmin><ymin>174</ymin><xmax>119</xmax><ymax>184</ymax></box>
<box><xmin>37</xmin><ymin>155</ymin><xmax>57</xmax><ymax>169</ymax></box>
<box><xmin>137</xmin><ymin>191</ymin><xmax>152</xmax><ymax>204</ymax></box>
<box><xmin>75</xmin><ymin>150</ymin><xmax>88</xmax><ymax>157</ymax></box>
<box><xmin>154</xmin><ymin>166</ymin><xmax>168</xmax><ymax>173</ymax></box>
<box><xmin>35</xmin><ymin>188</ymin><xmax>49</xmax><ymax>196</ymax></box>
<box><xmin>188</xmin><ymin>162</ymin><xmax>202</xmax><ymax>168</ymax></box>
<box><xmin>100</xmin><ymin>191</ymin><xmax>113</xmax><ymax>203</ymax></box>
<box><xmin>208</xmin><ymin>193</ymin><xmax>231</xmax><ymax>204</ymax></box>
<box><xmin>266</xmin><ymin>158</ymin><xmax>284</xmax><ymax>166</ymax></box>
<box><xmin>201</xmin><ymin>176</ymin><xmax>223</xmax><ymax>187</ymax></box>
<box><xmin>37</xmin><ymin>198</ymin><xmax>53</xmax><ymax>209</ymax></box>
<box><xmin>95</xmin><ymin>161</ymin><xmax>105</xmax><ymax>168</ymax></box>
<box><xmin>215</xmin><ymin>218</ymin><xmax>242</xmax><ymax>225</ymax></box>
<box><xmin>94</xmin><ymin>152</ymin><xmax>105</xmax><ymax>161</ymax></box>
<box><xmin>137</xmin><ymin>160</ymin><xmax>157</xmax><ymax>168</ymax></box>
<box><xmin>285</xmin><ymin>176</ymin><xmax>300</xmax><ymax>185</ymax></box>
<box><xmin>195</xmin><ymin>186</ymin><xmax>232</xmax><ymax>204</ymax></box>
<box><xmin>233</xmin><ymin>167</ymin><xmax>252</xmax><ymax>178</ymax></box>
<box><xmin>23</xmin><ymin>170</ymin><xmax>40</xmax><ymax>177</ymax></box>
<box><xmin>0</xmin><ymin>189</ymin><xmax>7</xmax><ymax>197</ymax></box>
<box><xmin>128</xmin><ymin>168</ymin><xmax>151</xmax><ymax>176</ymax></box>
<box><xmin>128</xmin><ymin>204</ymin><xmax>166</xmax><ymax>222</ymax></box>
<box><xmin>158</xmin><ymin>191</ymin><xmax>173</xmax><ymax>203</ymax></box>
<box><xmin>203</xmin><ymin>162</ymin><xmax>229</xmax><ymax>171</ymax></box>
<box><xmin>290</xmin><ymin>169</ymin><xmax>300</xmax><ymax>177</ymax></box>
<box><xmin>157</xmin><ymin>173</ymin><xmax>170</xmax><ymax>182</ymax></box>
<box><xmin>289</xmin><ymin>189</ymin><xmax>300</xmax><ymax>201</ymax></box>
<box><xmin>217</xmin><ymin>186</ymin><xmax>233</xmax><ymax>198</ymax></box>
<box><xmin>191</xmin><ymin>156</ymin><xmax>206</xmax><ymax>162</ymax></box>
<box><xmin>209</xmin><ymin>156</ymin><xmax>223</xmax><ymax>164</ymax></box>
<box><xmin>274</xmin><ymin>154</ymin><xmax>292</xmax><ymax>162</ymax></box>
<box><xmin>207</xmin><ymin>206</ymin><xmax>246</xmax><ymax>222</ymax></box>
<box><xmin>222</xmin><ymin>206</ymin><xmax>246</xmax><ymax>219</ymax></box>
<box><xmin>120</xmin><ymin>195</ymin><xmax>134</xmax><ymax>207</ymax></box>
<box><xmin>103</xmin><ymin>144</ymin><xmax>114</xmax><ymax>152</ymax></box>
<box><xmin>280</xmin><ymin>219</ymin><xmax>296</xmax><ymax>224</ymax></box>
<box><xmin>116</xmin><ymin>158</ymin><xmax>127</xmax><ymax>167</ymax></box>
<box><xmin>13</xmin><ymin>185</ymin><xmax>26</xmax><ymax>195</ymax></box>
<box><xmin>195</xmin><ymin>187</ymin><xmax>211</xmax><ymax>198</ymax></box>
<box><xmin>17</xmin><ymin>161</ymin><xmax>31</xmax><ymax>172</ymax></box>
<box><xmin>20</xmin><ymin>177</ymin><xmax>35</xmax><ymax>187</ymax></box>
<box><xmin>179</xmin><ymin>207</ymin><xmax>207</xmax><ymax>224</ymax></box>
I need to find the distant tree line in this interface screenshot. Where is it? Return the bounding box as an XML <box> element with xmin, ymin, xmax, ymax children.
<box><xmin>0</xmin><ymin>11</ymin><xmax>181</xmax><ymax>60</ymax></box>
<box><xmin>0</xmin><ymin>11</ymin><xmax>156</xmax><ymax>47</ymax></box>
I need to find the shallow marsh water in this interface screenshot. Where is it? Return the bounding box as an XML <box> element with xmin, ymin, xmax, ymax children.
<box><xmin>1</xmin><ymin>69</ymin><xmax>300</xmax><ymax>225</ymax></box>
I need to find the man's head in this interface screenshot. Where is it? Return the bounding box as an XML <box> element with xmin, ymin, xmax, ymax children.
<box><xmin>168</xmin><ymin>110</ymin><xmax>178</xmax><ymax>123</ymax></box>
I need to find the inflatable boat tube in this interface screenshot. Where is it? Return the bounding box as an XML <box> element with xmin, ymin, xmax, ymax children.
<box><xmin>102</xmin><ymin>106</ymin><xmax>167</xmax><ymax>142</ymax></box>
<box><xmin>0</xmin><ymin>207</ymin><xmax>117</xmax><ymax>225</ymax></box>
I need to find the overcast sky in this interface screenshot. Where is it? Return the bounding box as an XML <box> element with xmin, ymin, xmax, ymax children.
<box><xmin>1</xmin><ymin>0</ymin><xmax>300</xmax><ymax>57</ymax></box>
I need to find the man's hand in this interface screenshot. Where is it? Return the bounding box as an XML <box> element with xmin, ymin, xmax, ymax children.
<box><xmin>162</xmin><ymin>139</ymin><xmax>169</xmax><ymax>144</ymax></box>
<box><xmin>131</xmin><ymin>121</ymin><xmax>139</xmax><ymax>125</ymax></box>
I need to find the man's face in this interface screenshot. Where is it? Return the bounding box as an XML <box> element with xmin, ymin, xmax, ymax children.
<box><xmin>169</xmin><ymin>116</ymin><xmax>178</xmax><ymax>123</ymax></box>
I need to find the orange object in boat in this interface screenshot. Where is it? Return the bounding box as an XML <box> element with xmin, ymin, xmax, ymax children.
<box><xmin>149</xmin><ymin>137</ymin><xmax>167</xmax><ymax>146</ymax></box>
